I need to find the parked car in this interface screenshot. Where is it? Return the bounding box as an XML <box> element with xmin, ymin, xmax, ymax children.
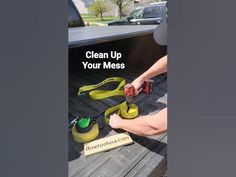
<box><xmin>108</xmin><ymin>1</ymin><xmax>167</xmax><ymax>26</ymax></box>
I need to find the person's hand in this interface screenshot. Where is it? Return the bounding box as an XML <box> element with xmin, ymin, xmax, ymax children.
<box><xmin>109</xmin><ymin>114</ymin><xmax>123</xmax><ymax>129</ymax></box>
<box><xmin>131</xmin><ymin>77</ymin><xmax>144</xmax><ymax>95</ymax></box>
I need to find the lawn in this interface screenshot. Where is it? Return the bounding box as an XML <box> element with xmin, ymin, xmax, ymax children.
<box><xmin>81</xmin><ymin>14</ymin><xmax>120</xmax><ymax>26</ymax></box>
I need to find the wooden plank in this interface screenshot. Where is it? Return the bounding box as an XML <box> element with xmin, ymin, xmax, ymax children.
<box><xmin>84</xmin><ymin>133</ymin><xmax>133</xmax><ymax>157</ymax></box>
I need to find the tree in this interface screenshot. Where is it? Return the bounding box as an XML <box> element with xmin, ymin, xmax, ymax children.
<box><xmin>111</xmin><ymin>0</ymin><xmax>130</xmax><ymax>18</ymax></box>
<box><xmin>89</xmin><ymin>0</ymin><xmax>110</xmax><ymax>21</ymax></box>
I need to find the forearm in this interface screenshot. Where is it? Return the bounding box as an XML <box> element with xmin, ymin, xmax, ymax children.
<box><xmin>118</xmin><ymin>117</ymin><xmax>156</xmax><ymax>136</ymax></box>
<box><xmin>117</xmin><ymin>108</ymin><xmax>167</xmax><ymax>136</ymax></box>
<box><xmin>139</xmin><ymin>55</ymin><xmax>167</xmax><ymax>81</ymax></box>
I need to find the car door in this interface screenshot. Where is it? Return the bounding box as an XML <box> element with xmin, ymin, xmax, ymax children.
<box><xmin>127</xmin><ymin>8</ymin><xmax>144</xmax><ymax>25</ymax></box>
<box><xmin>139</xmin><ymin>5</ymin><xmax>164</xmax><ymax>25</ymax></box>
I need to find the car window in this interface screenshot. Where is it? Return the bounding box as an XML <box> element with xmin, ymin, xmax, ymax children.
<box><xmin>129</xmin><ymin>9</ymin><xmax>144</xmax><ymax>19</ymax></box>
<box><xmin>143</xmin><ymin>6</ymin><xmax>162</xmax><ymax>18</ymax></box>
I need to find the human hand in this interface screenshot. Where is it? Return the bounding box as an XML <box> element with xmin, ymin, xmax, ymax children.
<box><xmin>109</xmin><ymin>114</ymin><xmax>123</xmax><ymax>129</ymax></box>
<box><xmin>131</xmin><ymin>77</ymin><xmax>144</xmax><ymax>95</ymax></box>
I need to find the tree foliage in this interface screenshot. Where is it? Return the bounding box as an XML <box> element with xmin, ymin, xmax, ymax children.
<box><xmin>89</xmin><ymin>0</ymin><xmax>110</xmax><ymax>21</ymax></box>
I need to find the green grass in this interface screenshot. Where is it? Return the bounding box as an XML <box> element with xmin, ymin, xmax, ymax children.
<box><xmin>81</xmin><ymin>13</ymin><xmax>119</xmax><ymax>25</ymax></box>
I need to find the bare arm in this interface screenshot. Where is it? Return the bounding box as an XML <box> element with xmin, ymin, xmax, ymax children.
<box><xmin>132</xmin><ymin>55</ymin><xmax>167</xmax><ymax>94</ymax></box>
<box><xmin>139</xmin><ymin>55</ymin><xmax>167</xmax><ymax>81</ymax></box>
<box><xmin>109</xmin><ymin>108</ymin><xmax>167</xmax><ymax>136</ymax></box>
<box><xmin>109</xmin><ymin>56</ymin><xmax>168</xmax><ymax>135</ymax></box>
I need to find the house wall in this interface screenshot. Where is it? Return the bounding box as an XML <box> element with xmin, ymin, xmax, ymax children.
<box><xmin>104</xmin><ymin>0</ymin><xmax>135</xmax><ymax>17</ymax></box>
<box><xmin>103</xmin><ymin>1</ymin><xmax>119</xmax><ymax>17</ymax></box>
<box><xmin>134</xmin><ymin>0</ymin><xmax>154</xmax><ymax>8</ymax></box>
<box><xmin>121</xmin><ymin>1</ymin><xmax>135</xmax><ymax>16</ymax></box>
<box><xmin>73</xmin><ymin>0</ymin><xmax>88</xmax><ymax>14</ymax></box>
